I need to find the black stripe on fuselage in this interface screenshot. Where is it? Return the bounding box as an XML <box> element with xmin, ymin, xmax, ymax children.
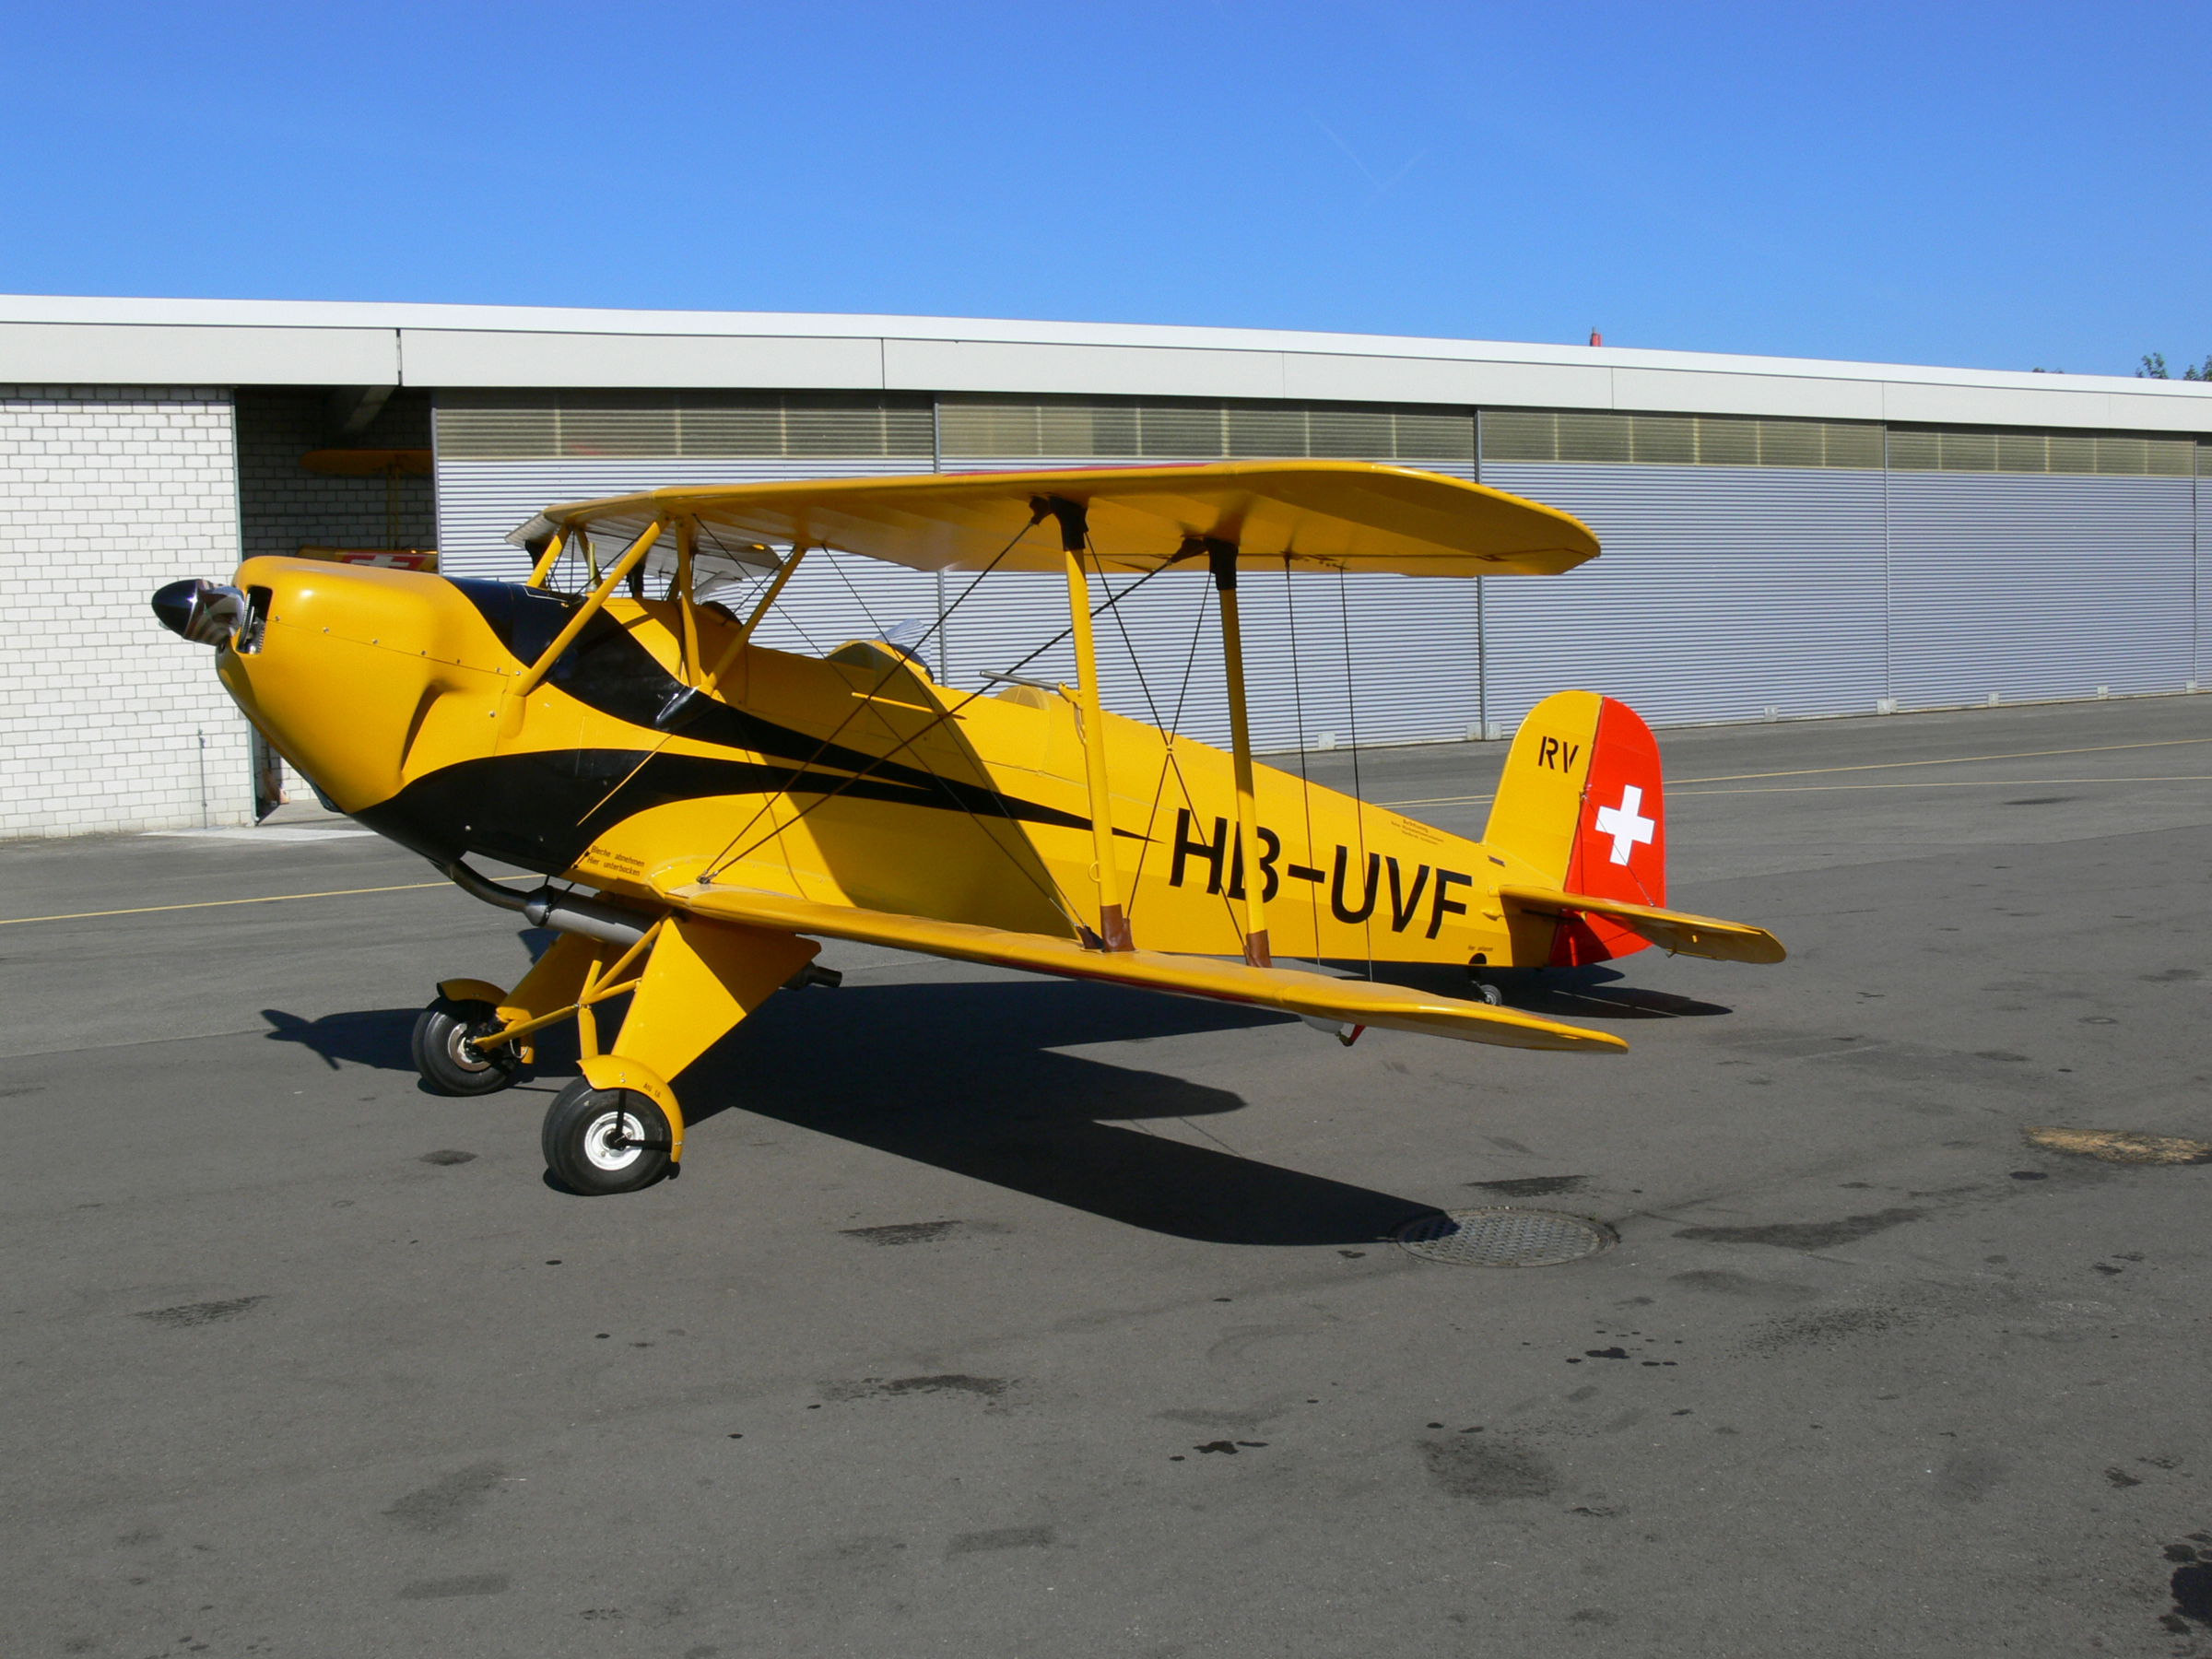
<box><xmin>356</xmin><ymin>747</ymin><xmax>1103</xmax><ymax>875</ymax></box>
<box><xmin>380</xmin><ymin>580</ymin><xmax>1142</xmax><ymax>872</ymax></box>
<box><xmin>447</xmin><ymin>578</ymin><xmax>995</xmax><ymax>797</ymax></box>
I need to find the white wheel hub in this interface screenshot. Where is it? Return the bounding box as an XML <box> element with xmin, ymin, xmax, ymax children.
<box><xmin>443</xmin><ymin>1020</ymin><xmax>490</xmax><ymax>1071</ymax></box>
<box><xmin>582</xmin><ymin>1108</ymin><xmax>646</xmax><ymax>1172</ymax></box>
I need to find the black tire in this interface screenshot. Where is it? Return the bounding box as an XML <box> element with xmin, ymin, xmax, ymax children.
<box><xmin>1470</xmin><ymin>979</ymin><xmax>1506</xmax><ymax>1007</ymax></box>
<box><xmin>410</xmin><ymin>997</ymin><xmax>521</xmax><ymax>1096</ymax></box>
<box><xmin>541</xmin><ymin>1080</ymin><xmax>673</xmax><ymax>1195</ymax></box>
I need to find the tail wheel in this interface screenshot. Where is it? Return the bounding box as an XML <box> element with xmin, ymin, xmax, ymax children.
<box><xmin>542</xmin><ymin>1080</ymin><xmax>673</xmax><ymax>1195</ymax></box>
<box><xmin>411</xmin><ymin>997</ymin><xmax>521</xmax><ymax>1096</ymax></box>
<box><xmin>1465</xmin><ymin>967</ymin><xmax>1507</xmax><ymax>1007</ymax></box>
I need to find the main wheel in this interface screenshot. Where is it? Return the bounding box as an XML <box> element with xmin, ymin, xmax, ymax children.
<box><xmin>541</xmin><ymin>1080</ymin><xmax>673</xmax><ymax>1195</ymax></box>
<box><xmin>1469</xmin><ymin>978</ymin><xmax>1506</xmax><ymax>1007</ymax></box>
<box><xmin>411</xmin><ymin>996</ymin><xmax>520</xmax><ymax>1096</ymax></box>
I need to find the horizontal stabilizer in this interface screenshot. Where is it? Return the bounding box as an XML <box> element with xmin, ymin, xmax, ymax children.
<box><xmin>1500</xmin><ymin>886</ymin><xmax>1786</xmax><ymax>964</ymax></box>
<box><xmin>665</xmin><ymin>884</ymin><xmax>1626</xmax><ymax>1053</ymax></box>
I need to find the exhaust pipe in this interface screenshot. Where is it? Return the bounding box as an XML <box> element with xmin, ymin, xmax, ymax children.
<box><xmin>440</xmin><ymin>859</ymin><xmax>655</xmax><ymax>947</ymax></box>
<box><xmin>521</xmin><ymin>888</ymin><xmax>654</xmax><ymax>947</ymax></box>
<box><xmin>441</xmin><ymin>859</ymin><xmax>529</xmax><ymax>912</ymax></box>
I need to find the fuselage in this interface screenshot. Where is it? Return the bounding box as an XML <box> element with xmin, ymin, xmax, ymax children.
<box><xmin>218</xmin><ymin>556</ymin><xmax>1562</xmax><ymax>966</ymax></box>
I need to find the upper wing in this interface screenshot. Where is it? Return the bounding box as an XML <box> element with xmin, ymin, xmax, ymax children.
<box><xmin>1500</xmin><ymin>886</ymin><xmax>1786</xmax><ymax>964</ymax></box>
<box><xmin>507</xmin><ymin>461</ymin><xmax>1599</xmax><ymax>580</ymax></box>
<box><xmin>664</xmin><ymin>883</ymin><xmax>1625</xmax><ymax>1053</ymax></box>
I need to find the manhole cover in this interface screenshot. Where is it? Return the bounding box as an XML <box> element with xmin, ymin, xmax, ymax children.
<box><xmin>1393</xmin><ymin>1206</ymin><xmax>1617</xmax><ymax>1267</ymax></box>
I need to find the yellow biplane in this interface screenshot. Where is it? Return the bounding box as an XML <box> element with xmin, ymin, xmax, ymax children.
<box><xmin>153</xmin><ymin>462</ymin><xmax>1783</xmax><ymax>1194</ymax></box>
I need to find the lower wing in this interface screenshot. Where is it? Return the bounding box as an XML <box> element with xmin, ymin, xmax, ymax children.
<box><xmin>663</xmin><ymin>884</ymin><xmax>1625</xmax><ymax>1053</ymax></box>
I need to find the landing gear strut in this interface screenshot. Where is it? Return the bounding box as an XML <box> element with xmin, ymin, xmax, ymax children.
<box><xmin>409</xmin><ymin>897</ymin><xmax>821</xmax><ymax>1194</ymax></box>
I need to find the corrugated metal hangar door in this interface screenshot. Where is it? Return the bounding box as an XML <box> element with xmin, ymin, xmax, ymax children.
<box><xmin>437</xmin><ymin>393</ymin><xmax>2208</xmax><ymax>750</ymax></box>
<box><xmin>2199</xmin><ymin>445</ymin><xmax>2212</xmax><ymax>688</ymax></box>
<box><xmin>1478</xmin><ymin>415</ymin><xmax>2206</xmax><ymax>724</ymax></box>
<box><xmin>1882</xmin><ymin>430</ymin><xmax>2197</xmax><ymax>706</ymax></box>
<box><xmin>1479</xmin><ymin>411</ymin><xmax>1888</xmax><ymax>728</ymax></box>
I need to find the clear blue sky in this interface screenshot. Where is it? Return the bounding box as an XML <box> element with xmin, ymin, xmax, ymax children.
<box><xmin>1</xmin><ymin>2</ymin><xmax>2204</xmax><ymax>375</ymax></box>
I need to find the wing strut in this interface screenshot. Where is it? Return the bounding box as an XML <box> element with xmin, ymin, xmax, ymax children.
<box><xmin>514</xmin><ymin>519</ymin><xmax>665</xmax><ymax>697</ymax></box>
<box><xmin>699</xmin><ymin>543</ymin><xmax>808</xmax><ymax>699</ymax></box>
<box><xmin>674</xmin><ymin>518</ymin><xmax>701</xmax><ymax>680</ymax></box>
<box><xmin>1203</xmin><ymin>538</ymin><xmax>1271</xmax><ymax>967</ymax></box>
<box><xmin>526</xmin><ymin>527</ymin><xmax>566</xmax><ymax>587</ymax></box>
<box><xmin>1040</xmin><ymin>497</ymin><xmax>1133</xmax><ymax>951</ymax></box>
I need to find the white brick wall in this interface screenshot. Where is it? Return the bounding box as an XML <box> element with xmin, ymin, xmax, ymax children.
<box><xmin>0</xmin><ymin>386</ymin><xmax>254</xmax><ymax>836</ymax></box>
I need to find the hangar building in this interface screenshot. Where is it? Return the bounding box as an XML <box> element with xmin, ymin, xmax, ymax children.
<box><xmin>6</xmin><ymin>294</ymin><xmax>2210</xmax><ymax>838</ymax></box>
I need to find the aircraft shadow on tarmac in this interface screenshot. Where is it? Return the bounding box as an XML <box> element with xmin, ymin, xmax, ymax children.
<box><xmin>260</xmin><ymin>977</ymin><xmax>1441</xmax><ymax>1247</ymax></box>
<box><xmin>261</xmin><ymin>1006</ymin><xmax>418</xmax><ymax>1071</ymax></box>
<box><xmin>1364</xmin><ymin>961</ymin><xmax>1734</xmax><ymax>1020</ymax></box>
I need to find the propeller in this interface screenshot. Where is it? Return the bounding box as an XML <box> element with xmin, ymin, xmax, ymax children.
<box><xmin>151</xmin><ymin>580</ymin><xmax>245</xmax><ymax>647</ymax></box>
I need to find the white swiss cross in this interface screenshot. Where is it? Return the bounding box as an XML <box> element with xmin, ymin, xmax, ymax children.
<box><xmin>1594</xmin><ymin>783</ymin><xmax>1655</xmax><ymax>866</ymax></box>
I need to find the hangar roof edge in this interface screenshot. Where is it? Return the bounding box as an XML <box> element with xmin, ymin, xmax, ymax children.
<box><xmin>1</xmin><ymin>294</ymin><xmax>2208</xmax><ymax>434</ymax></box>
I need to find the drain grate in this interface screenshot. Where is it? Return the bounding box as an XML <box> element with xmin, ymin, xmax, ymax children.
<box><xmin>1393</xmin><ymin>1206</ymin><xmax>1617</xmax><ymax>1267</ymax></box>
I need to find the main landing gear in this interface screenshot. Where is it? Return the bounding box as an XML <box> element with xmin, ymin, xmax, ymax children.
<box><xmin>541</xmin><ymin>1080</ymin><xmax>674</xmax><ymax>1195</ymax></box>
<box><xmin>410</xmin><ymin>996</ymin><xmax>521</xmax><ymax>1096</ymax></box>
<box><xmin>407</xmin><ymin>906</ymin><xmax>820</xmax><ymax>1195</ymax></box>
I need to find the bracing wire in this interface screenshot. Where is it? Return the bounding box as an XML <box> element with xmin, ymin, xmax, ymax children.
<box><xmin>553</xmin><ymin>515</ymin><xmax>1027</xmax><ymax>896</ymax></box>
<box><xmin>1091</xmin><ymin>544</ymin><xmax>1245</xmax><ymax>945</ymax></box>
<box><xmin>1282</xmin><ymin>559</ymin><xmax>1323</xmax><ymax>959</ymax></box>
<box><xmin>1120</xmin><ymin>576</ymin><xmax>1209</xmax><ymax>919</ymax></box>
<box><xmin>823</xmin><ymin>548</ymin><xmax>890</xmax><ymax>641</ymax></box>
<box><xmin>564</xmin><ymin>524</ymin><xmax>809</xmax><ymax>830</ymax></box>
<box><xmin>700</xmin><ymin>554</ymin><xmax>1188</xmax><ymax>888</ymax></box>
<box><xmin>694</xmin><ymin>521</ymin><xmax>828</xmax><ymax>656</ymax></box>
<box><xmin>692</xmin><ymin>515</ymin><xmax>1044</xmax><ymax>877</ymax></box>
<box><xmin>1336</xmin><ymin>567</ymin><xmax>1375</xmax><ymax>979</ymax></box>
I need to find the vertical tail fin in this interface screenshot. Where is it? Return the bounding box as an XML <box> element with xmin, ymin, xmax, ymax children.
<box><xmin>1485</xmin><ymin>688</ymin><xmax>1666</xmax><ymax>964</ymax></box>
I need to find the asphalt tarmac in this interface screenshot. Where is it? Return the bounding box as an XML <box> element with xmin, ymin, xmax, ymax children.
<box><xmin>5</xmin><ymin>695</ymin><xmax>2211</xmax><ymax>1658</ymax></box>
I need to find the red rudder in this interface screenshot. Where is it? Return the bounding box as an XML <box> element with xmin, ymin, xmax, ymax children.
<box><xmin>1549</xmin><ymin>697</ymin><xmax>1666</xmax><ymax>965</ymax></box>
